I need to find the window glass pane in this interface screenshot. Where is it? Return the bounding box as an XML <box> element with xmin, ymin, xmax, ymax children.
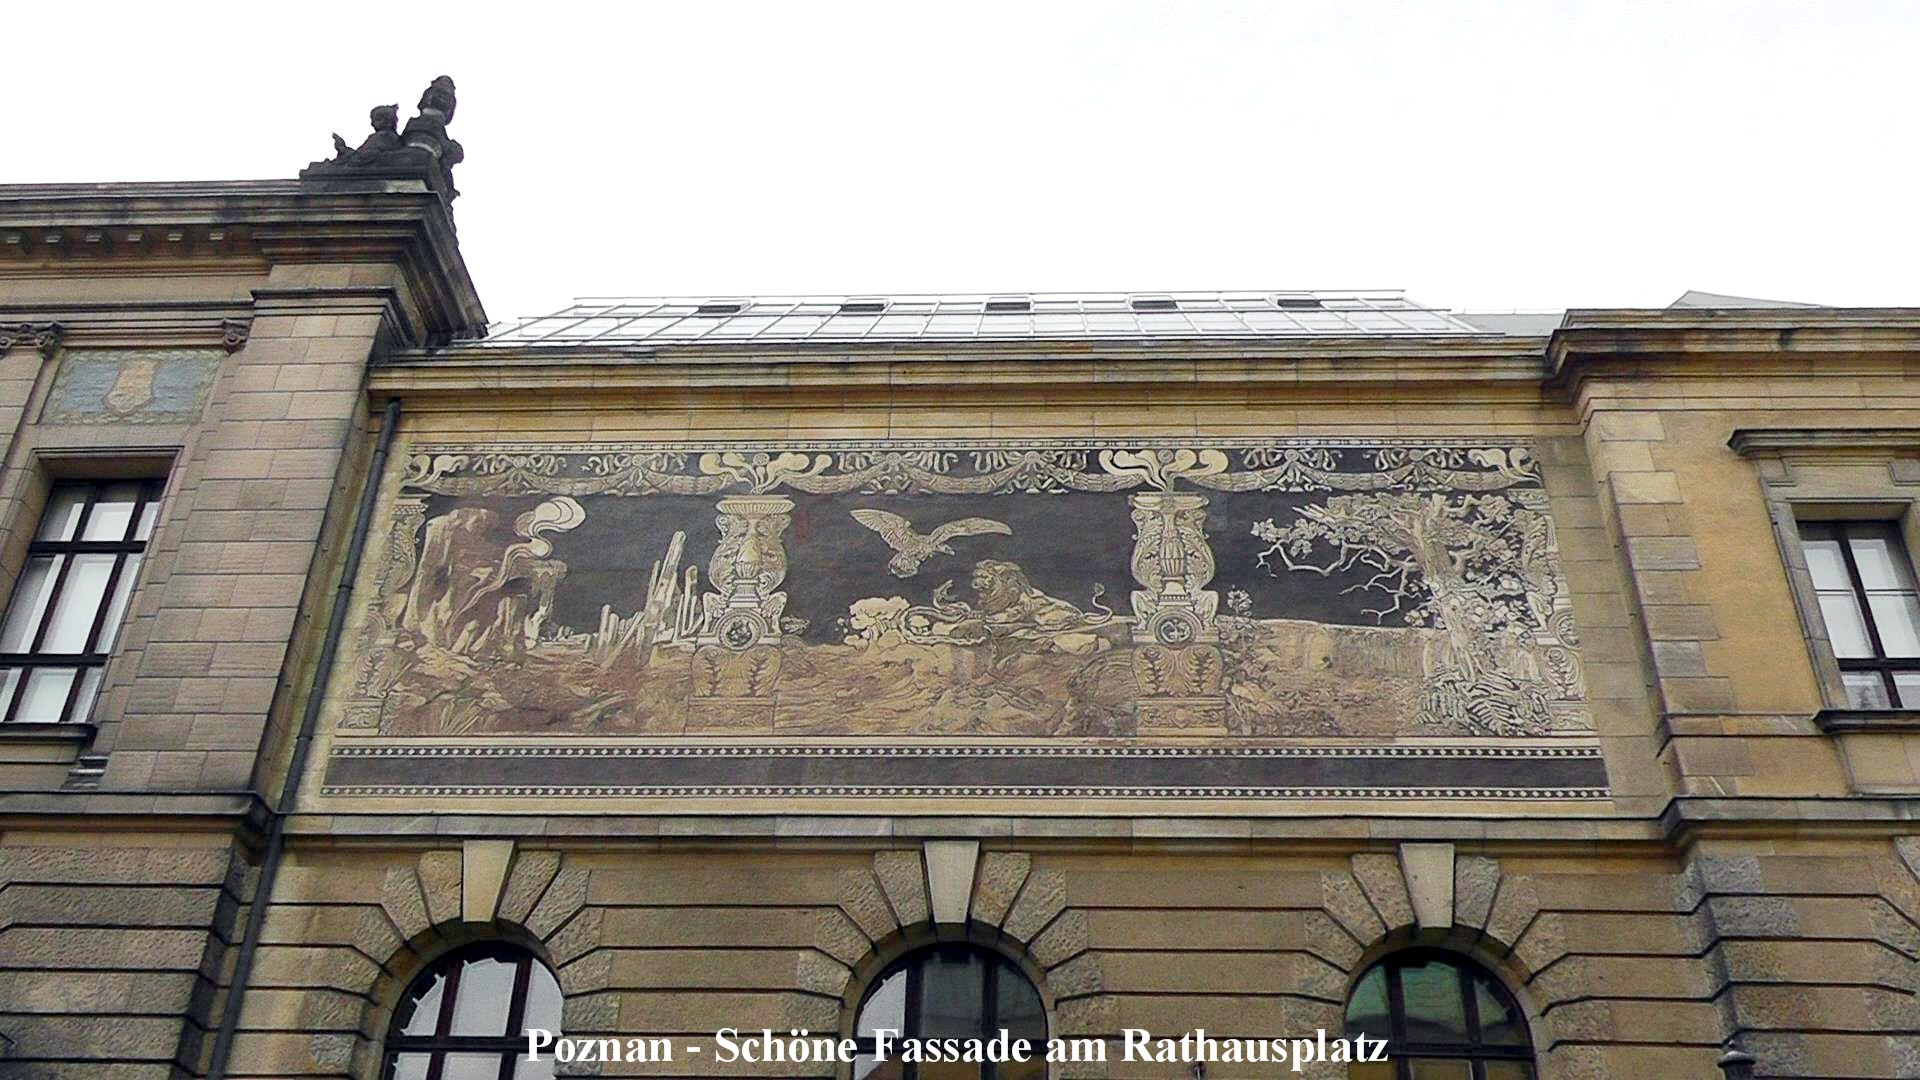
<box><xmin>390</xmin><ymin>1053</ymin><xmax>431</xmax><ymax>1080</ymax></box>
<box><xmin>1484</xmin><ymin>1062</ymin><xmax>1536</xmax><ymax>1080</ymax></box>
<box><xmin>82</xmin><ymin>483</ymin><xmax>143</xmax><ymax>541</ymax></box>
<box><xmin>1895</xmin><ymin>673</ymin><xmax>1920</xmax><ymax>709</ymax></box>
<box><xmin>96</xmin><ymin>554</ymin><xmax>141</xmax><ymax>653</ymax></box>
<box><xmin>515</xmin><ymin>1053</ymin><xmax>557</xmax><ymax>1080</ymax></box>
<box><xmin>71</xmin><ymin>668</ymin><xmax>105</xmax><ymax>724</ymax></box>
<box><xmin>36</xmin><ymin>487</ymin><xmax>88</xmax><ymax>542</ymax></box>
<box><xmin>523</xmin><ymin>960</ymin><xmax>563</xmax><ymax>1033</ymax></box>
<box><xmin>1350</xmin><ymin>1062</ymin><xmax>1397</xmax><ymax>1080</ymax></box>
<box><xmin>853</xmin><ymin>1055</ymin><xmax>898</xmax><ymax>1080</ymax></box>
<box><xmin>1802</xmin><ymin>537</ymin><xmax>1851</xmax><ymax>590</ymax></box>
<box><xmin>1818</xmin><ymin>592</ymin><xmax>1875</xmax><ymax>657</ymax></box>
<box><xmin>857</xmin><ymin>970</ymin><xmax>906</xmax><ymax>1036</ymax></box>
<box><xmin>1867</xmin><ymin>593</ymin><xmax>1920</xmax><ymax>657</ymax></box>
<box><xmin>40</xmin><ymin>554</ymin><xmax>117</xmax><ymax>653</ymax></box>
<box><xmin>919</xmin><ymin>951</ymin><xmax>988</xmax><ymax>1039</ymax></box>
<box><xmin>397</xmin><ymin>971</ymin><xmax>445</xmax><ymax>1035</ymax></box>
<box><xmin>995</xmin><ymin>964</ymin><xmax>1046</xmax><ymax>1039</ymax></box>
<box><xmin>15</xmin><ymin>667</ymin><xmax>77</xmax><ymax>722</ymax></box>
<box><xmin>1408</xmin><ymin>1061</ymin><xmax>1473</xmax><ymax>1080</ymax></box>
<box><xmin>0</xmin><ymin>555</ymin><xmax>64</xmax><ymax>651</ymax></box>
<box><xmin>0</xmin><ymin>668</ymin><xmax>19</xmax><ymax>718</ymax></box>
<box><xmin>1345</xmin><ymin>966</ymin><xmax>1392</xmax><ymax>1039</ymax></box>
<box><xmin>440</xmin><ymin>1052</ymin><xmax>507</xmax><ymax>1080</ymax></box>
<box><xmin>1397</xmin><ymin>959</ymin><xmax>1470</xmax><ymax>1044</ymax></box>
<box><xmin>1847</xmin><ymin>528</ymin><xmax>1917</xmax><ymax>590</ymax></box>
<box><xmin>1474</xmin><ymin>976</ymin><xmax>1529</xmax><ymax>1046</ymax></box>
<box><xmin>449</xmin><ymin>955</ymin><xmax>517</xmax><ymax>1036</ymax></box>
<box><xmin>135</xmin><ymin>497</ymin><xmax>161</xmax><ymax>541</ymax></box>
<box><xmin>1844</xmin><ymin>671</ymin><xmax>1891</xmax><ymax>709</ymax></box>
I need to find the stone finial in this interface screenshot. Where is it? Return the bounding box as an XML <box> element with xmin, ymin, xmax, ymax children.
<box><xmin>301</xmin><ymin>76</ymin><xmax>464</xmax><ymax>201</ymax></box>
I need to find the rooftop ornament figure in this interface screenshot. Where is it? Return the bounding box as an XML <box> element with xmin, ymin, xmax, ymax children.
<box><xmin>302</xmin><ymin>77</ymin><xmax>464</xmax><ymax>202</ymax></box>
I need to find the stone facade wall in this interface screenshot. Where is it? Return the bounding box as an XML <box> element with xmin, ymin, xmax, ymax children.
<box><xmin>206</xmin><ymin>837</ymin><xmax>1920</xmax><ymax>1078</ymax></box>
<box><xmin>0</xmin><ymin>834</ymin><xmax>249</xmax><ymax>1078</ymax></box>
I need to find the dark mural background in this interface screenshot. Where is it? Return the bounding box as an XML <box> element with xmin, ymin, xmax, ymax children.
<box><xmin>335</xmin><ymin>440</ymin><xmax>1591</xmax><ymax>742</ymax></box>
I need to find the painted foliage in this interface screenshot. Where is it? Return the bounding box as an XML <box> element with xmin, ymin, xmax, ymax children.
<box><xmin>339</xmin><ymin>439</ymin><xmax>1589</xmax><ymax>739</ymax></box>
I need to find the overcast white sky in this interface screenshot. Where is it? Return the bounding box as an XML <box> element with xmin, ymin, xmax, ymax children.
<box><xmin>10</xmin><ymin>2</ymin><xmax>1917</xmax><ymax>322</ymax></box>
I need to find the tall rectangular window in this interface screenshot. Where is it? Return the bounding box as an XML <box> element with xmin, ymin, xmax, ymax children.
<box><xmin>0</xmin><ymin>480</ymin><xmax>159</xmax><ymax>723</ymax></box>
<box><xmin>1800</xmin><ymin>520</ymin><xmax>1920</xmax><ymax>709</ymax></box>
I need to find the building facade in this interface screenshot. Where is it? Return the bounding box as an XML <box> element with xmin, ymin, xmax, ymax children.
<box><xmin>2</xmin><ymin>82</ymin><xmax>1918</xmax><ymax>1079</ymax></box>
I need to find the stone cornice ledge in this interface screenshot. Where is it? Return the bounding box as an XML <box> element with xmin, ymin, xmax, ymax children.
<box><xmin>0</xmin><ymin>789</ymin><xmax>268</xmax><ymax>829</ymax></box>
<box><xmin>1662</xmin><ymin>795</ymin><xmax>1920</xmax><ymax>842</ymax></box>
<box><xmin>1729</xmin><ymin>428</ymin><xmax>1920</xmax><ymax>457</ymax></box>
<box><xmin>1812</xmin><ymin>707</ymin><xmax>1920</xmax><ymax>734</ymax></box>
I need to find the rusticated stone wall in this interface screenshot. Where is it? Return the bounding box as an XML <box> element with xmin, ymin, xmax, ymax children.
<box><xmin>198</xmin><ymin>836</ymin><xmax>1920</xmax><ymax>1079</ymax></box>
<box><xmin>0</xmin><ymin>836</ymin><xmax>249</xmax><ymax>1078</ymax></box>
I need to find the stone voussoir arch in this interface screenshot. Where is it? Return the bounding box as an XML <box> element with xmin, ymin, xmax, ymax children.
<box><xmin>356</xmin><ymin>843</ymin><xmax>606</xmax><ymax>1077</ymax></box>
<box><xmin>808</xmin><ymin>843</ymin><xmax>1111</xmax><ymax>1076</ymax></box>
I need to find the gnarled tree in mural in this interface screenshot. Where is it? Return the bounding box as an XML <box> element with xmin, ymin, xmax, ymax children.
<box><xmin>1252</xmin><ymin>490</ymin><xmax>1564</xmax><ymax>736</ymax></box>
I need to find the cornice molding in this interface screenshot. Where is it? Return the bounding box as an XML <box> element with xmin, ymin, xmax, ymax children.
<box><xmin>1728</xmin><ymin>428</ymin><xmax>1920</xmax><ymax>457</ymax></box>
<box><xmin>0</xmin><ymin>180</ymin><xmax>485</xmax><ymax>346</ymax></box>
<box><xmin>1548</xmin><ymin>311</ymin><xmax>1920</xmax><ymax>386</ymax></box>
<box><xmin>0</xmin><ymin>300</ymin><xmax>249</xmax><ymax>352</ymax></box>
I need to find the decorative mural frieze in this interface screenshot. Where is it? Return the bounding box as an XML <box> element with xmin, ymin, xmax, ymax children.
<box><xmin>335</xmin><ymin>437</ymin><xmax>1590</xmax><ymax>748</ymax></box>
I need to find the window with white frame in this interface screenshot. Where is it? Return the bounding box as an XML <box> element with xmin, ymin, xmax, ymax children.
<box><xmin>1799</xmin><ymin>520</ymin><xmax>1920</xmax><ymax>709</ymax></box>
<box><xmin>0</xmin><ymin>480</ymin><xmax>159</xmax><ymax>723</ymax></box>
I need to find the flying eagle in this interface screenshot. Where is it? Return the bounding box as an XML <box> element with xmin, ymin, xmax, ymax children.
<box><xmin>849</xmin><ymin>508</ymin><xmax>1012</xmax><ymax>577</ymax></box>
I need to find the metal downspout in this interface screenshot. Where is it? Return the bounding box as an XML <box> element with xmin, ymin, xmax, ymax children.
<box><xmin>206</xmin><ymin>395</ymin><xmax>402</xmax><ymax>1079</ymax></box>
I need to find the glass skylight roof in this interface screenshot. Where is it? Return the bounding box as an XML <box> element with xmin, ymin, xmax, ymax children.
<box><xmin>477</xmin><ymin>291</ymin><xmax>1493</xmax><ymax>347</ymax></box>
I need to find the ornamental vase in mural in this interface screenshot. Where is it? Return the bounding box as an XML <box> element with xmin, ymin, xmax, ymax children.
<box><xmin>341</xmin><ymin>439</ymin><xmax>1589</xmax><ymax>739</ymax></box>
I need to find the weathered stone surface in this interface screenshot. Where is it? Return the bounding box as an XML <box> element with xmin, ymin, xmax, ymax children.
<box><xmin>1030</xmin><ymin>908</ymin><xmax>1089</xmax><ymax>969</ymax></box>
<box><xmin>835</xmin><ymin>867</ymin><xmax>899</xmax><ymax>942</ymax></box>
<box><xmin>813</xmin><ymin>909</ymin><xmax>871</xmax><ymax>967</ymax></box>
<box><xmin>1048</xmin><ymin>952</ymin><xmax>1104</xmax><ymax>999</ymax></box>
<box><xmin>1303</xmin><ymin>910</ymin><xmax>1364</xmax><ymax>970</ymax></box>
<box><xmin>497</xmin><ymin>850</ymin><xmax>562</xmax><ymax>925</ymax></box>
<box><xmin>1454</xmin><ymin>855</ymin><xmax>1501</xmax><ymax>932</ymax></box>
<box><xmin>873</xmin><ymin>849</ymin><xmax>931</xmax><ymax>926</ymax></box>
<box><xmin>380</xmin><ymin>865</ymin><xmax>431</xmax><ymax>942</ymax></box>
<box><xmin>1055</xmin><ymin>993</ymin><xmax>1116</xmax><ymax>1036</ymax></box>
<box><xmin>545</xmin><ymin>906</ymin><xmax>603</xmax><ymax>967</ymax></box>
<box><xmin>1482</xmin><ymin>875</ymin><xmax>1539</xmax><ymax>952</ymax></box>
<box><xmin>1351</xmin><ymin>852</ymin><xmax>1415</xmax><ymax>932</ymax></box>
<box><xmin>795</xmin><ymin>950</ymin><xmax>851</xmax><ymax>997</ymax></box>
<box><xmin>416</xmin><ymin>850</ymin><xmax>461</xmax><ymax>928</ymax></box>
<box><xmin>526</xmin><ymin>866</ymin><xmax>590</xmax><ymax>941</ymax></box>
<box><xmin>1003</xmin><ymin>868</ymin><xmax>1067</xmax><ymax>943</ymax></box>
<box><xmin>970</xmin><ymin>852</ymin><xmax>1030</xmax><ymax>927</ymax></box>
<box><xmin>1321</xmin><ymin>871</ymin><xmax>1386</xmax><ymax>946</ymax></box>
<box><xmin>780</xmin><ymin>990</ymin><xmax>839</xmax><ymax>1030</ymax></box>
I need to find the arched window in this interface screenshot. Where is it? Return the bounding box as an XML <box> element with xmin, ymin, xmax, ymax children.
<box><xmin>385</xmin><ymin>943</ymin><xmax>563</xmax><ymax>1080</ymax></box>
<box><xmin>1345</xmin><ymin>949</ymin><xmax>1534</xmax><ymax>1080</ymax></box>
<box><xmin>853</xmin><ymin>944</ymin><xmax>1047</xmax><ymax>1080</ymax></box>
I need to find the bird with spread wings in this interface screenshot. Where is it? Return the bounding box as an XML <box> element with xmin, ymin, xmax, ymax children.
<box><xmin>849</xmin><ymin>508</ymin><xmax>1013</xmax><ymax>577</ymax></box>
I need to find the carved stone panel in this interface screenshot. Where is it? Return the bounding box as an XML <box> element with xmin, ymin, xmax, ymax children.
<box><xmin>42</xmin><ymin>349</ymin><xmax>220</xmax><ymax>425</ymax></box>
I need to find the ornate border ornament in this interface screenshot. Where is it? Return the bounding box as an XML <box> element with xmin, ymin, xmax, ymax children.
<box><xmin>0</xmin><ymin>321</ymin><xmax>63</xmax><ymax>358</ymax></box>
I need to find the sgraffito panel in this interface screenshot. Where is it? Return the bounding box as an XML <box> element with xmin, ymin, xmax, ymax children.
<box><xmin>322</xmin><ymin>438</ymin><xmax>1607</xmax><ymax>799</ymax></box>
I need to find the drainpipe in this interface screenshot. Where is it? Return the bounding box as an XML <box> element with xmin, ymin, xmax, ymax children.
<box><xmin>206</xmin><ymin>395</ymin><xmax>402</xmax><ymax>1079</ymax></box>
